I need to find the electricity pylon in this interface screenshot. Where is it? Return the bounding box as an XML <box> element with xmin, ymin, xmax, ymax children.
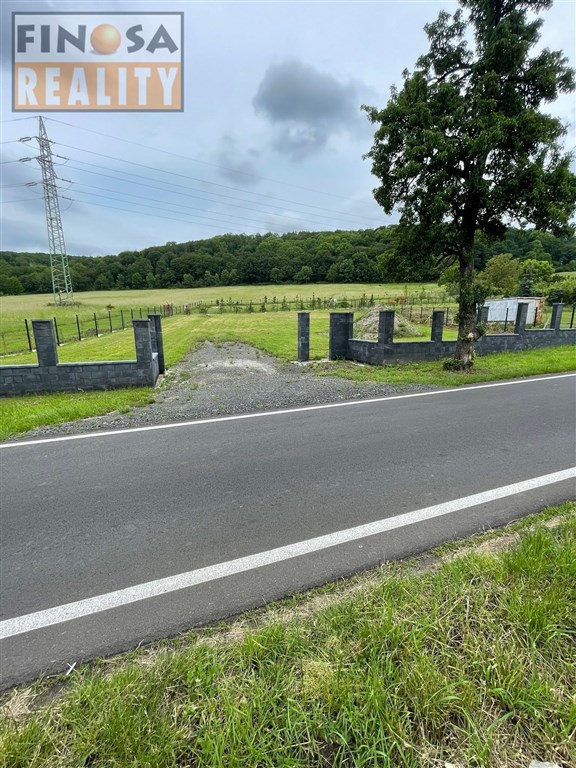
<box><xmin>37</xmin><ymin>117</ymin><xmax>74</xmax><ymax>305</ymax></box>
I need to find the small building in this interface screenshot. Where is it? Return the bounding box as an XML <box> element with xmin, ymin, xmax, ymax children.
<box><xmin>483</xmin><ymin>297</ymin><xmax>545</xmax><ymax>325</ymax></box>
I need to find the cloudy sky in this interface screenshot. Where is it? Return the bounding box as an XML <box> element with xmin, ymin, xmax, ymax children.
<box><xmin>1</xmin><ymin>0</ymin><xmax>575</xmax><ymax>257</ymax></box>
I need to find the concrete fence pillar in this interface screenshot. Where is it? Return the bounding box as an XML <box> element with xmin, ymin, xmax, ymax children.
<box><xmin>477</xmin><ymin>306</ymin><xmax>489</xmax><ymax>324</ymax></box>
<box><xmin>148</xmin><ymin>314</ymin><xmax>165</xmax><ymax>373</ymax></box>
<box><xmin>514</xmin><ymin>302</ymin><xmax>529</xmax><ymax>334</ymax></box>
<box><xmin>297</xmin><ymin>312</ymin><xmax>310</xmax><ymax>362</ymax></box>
<box><xmin>32</xmin><ymin>320</ymin><xmax>58</xmax><ymax>366</ymax></box>
<box><xmin>550</xmin><ymin>303</ymin><xmax>564</xmax><ymax>331</ymax></box>
<box><xmin>431</xmin><ymin>310</ymin><xmax>445</xmax><ymax>342</ymax></box>
<box><xmin>378</xmin><ymin>310</ymin><xmax>395</xmax><ymax>344</ymax></box>
<box><xmin>133</xmin><ymin>319</ymin><xmax>153</xmax><ymax>367</ymax></box>
<box><xmin>329</xmin><ymin>312</ymin><xmax>353</xmax><ymax>360</ymax></box>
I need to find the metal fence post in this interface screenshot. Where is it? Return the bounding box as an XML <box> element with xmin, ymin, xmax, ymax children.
<box><xmin>53</xmin><ymin>317</ymin><xmax>61</xmax><ymax>345</ymax></box>
<box><xmin>25</xmin><ymin>319</ymin><xmax>32</xmax><ymax>352</ymax></box>
<box><xmin>76</xmin><ymin>314</ymin><xmax>82</xmax><ymax>341</ymax></box>
<box><xmin>93</xmin><ymin>312</ymin><xmax>99</xmax><ymax>336</ymax></box>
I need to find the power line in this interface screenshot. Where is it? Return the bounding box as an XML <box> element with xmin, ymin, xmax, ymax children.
<box><xmin>0</xmin><ymin>182</ymin><xmax>41</xmax><ymax>188</ymax></box>
<box><xmin>4</xmin><ymin>155</ymin><xmax>352</xmax><ymax>235</ymax></box>
<box><xmin>61</xmin><ymin>163</ymin><xmax>354</xmax><ymax>230</ymax></box>
<box><xmin>68</xmin><ymin>197</ymin><xmax>270</xmax><ymax>235</ymax></box>
<box><xmin>70</xmin><ymin>188</ymin><xmax>265</xmax><ymax>232</ymax></box>
<box><xmin>43</xmin><ymin>116</ymin><xmax>369</xmax><ymax>204</ymax></box>
<box><xmin>2</xmin><ymin>199</ymin><xmax>44</xmax><ymax>204</ymax></box>
<box><xmin>53</xmin><ymin>141</ymin><xmax>382</xmax><ymax>227</ymax></box>
<box><xmin>0</xmin><ymin>117</ymin><xmax>37</xmax><ymax>123</ymax></box>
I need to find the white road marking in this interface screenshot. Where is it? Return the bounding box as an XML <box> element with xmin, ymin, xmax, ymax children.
<box><xmin>1</xmin><ymin>373</ymin><xmax>574</xmax><ymax>449</ymax></box>
<box><xmin>1</xmin><ymin>467</ymin><xmax>574</xmax><ymax>640</ymax></box>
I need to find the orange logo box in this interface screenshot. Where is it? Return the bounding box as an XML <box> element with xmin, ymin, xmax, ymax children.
<box><xmin>13</xmin><ymin>13</ymin><xmax>183</xmax><ymax>112</ymax></box>
<box><xmin>14</xmin><ymin>62</ymin><xmax>182</xmax><ymax>110</ymax></box>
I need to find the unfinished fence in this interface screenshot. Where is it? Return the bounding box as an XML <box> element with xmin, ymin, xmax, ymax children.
<box><xmin>0</xmin><ymin>315</ymin><xmax>165</xmax><ymax>396</ymax></box>
<box><xmin>4</xmin><ymin>296</ymin><xmax>574</xmax><ymax>357</ymax></box>
<box><xmin>297</xmin><ymin>303</ymin><xmax>576</xmax><ymax>364</ymax></box>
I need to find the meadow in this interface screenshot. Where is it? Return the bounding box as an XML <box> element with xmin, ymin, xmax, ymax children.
<box><xmin>0</xmin><ymin>283</ymin><xmax>444</xmax><ymax>335</ymax></box>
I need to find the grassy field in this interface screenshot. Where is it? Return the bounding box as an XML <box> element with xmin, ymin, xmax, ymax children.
<box><xmin>0</xmin><ymin>310</ymin><xmax>574</xmax><ymax>439</ymax></box>
<box><xmin>0</xmin><ymin>284</ymin><xmax>456</xmax><ymax>356</ymax></box>
<box><xmin>1</xmin><ymin>285</ymin><xmax>572</xmax><ymax>355</ymax></box>
<box><xmin>0</xmin><ymin>284</ymin><xmax>444</xmax><ymax>335</ymax></box>
<box><xmin>0</xmin><ymin>283</ymin><xmax>441</xmax><ymax>315</ymax></box>
<box><xmin>1</xmin><ymin>502</ymin><xmax>574</xmax><ymax>767</ymax></box>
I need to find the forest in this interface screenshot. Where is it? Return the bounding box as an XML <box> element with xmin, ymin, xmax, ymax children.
<box><xmin>1</xmin><ymin>225</ymin><xmax>576</xmax><ymax>296</ymax></box>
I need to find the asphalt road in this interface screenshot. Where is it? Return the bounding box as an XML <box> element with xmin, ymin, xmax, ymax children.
<box><xmin>1</xmin><ymin>374</ymin><xmax>575</xmax><ymax>689</ymax></box>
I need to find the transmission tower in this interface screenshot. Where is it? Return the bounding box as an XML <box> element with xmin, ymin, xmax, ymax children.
<box><xmin>37</xmin><ymin>117</ymin><xmax>74</xmax><ymax>305</ymax></box>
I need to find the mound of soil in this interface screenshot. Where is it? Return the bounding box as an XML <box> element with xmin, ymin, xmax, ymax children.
<box><xmin>354</xmin><ymin>305</ymin><xmax>423</xmax><ymax>339</ymax></box>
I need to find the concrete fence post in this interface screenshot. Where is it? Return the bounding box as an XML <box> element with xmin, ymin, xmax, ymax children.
<box><xmin>297</xmin><ymin>312</ymin><xmax>310</xmax><ymax>362</ymax></box>
<box><xmin>477</xmin><ymin>306</ymin><xmax>489</xmax><ymax>324</ymax></box>
<box><xmin>550</xmin><ymin>303</ymin><xmax>564</xmax><ymax>331</ymax></box>
<box><xmin>378</xmin><ymin>310</ymin><xmax>395</xmax><ymax>344</ymax></box>
<box><xmin>329</xmin><ymin>312</ymin><xmax>353</xmax><ymax>360</ymax></box>
<box><xmin>32</xmin><ymin>320</ymin><xmax>58</xmax><ymax>367</ymax></box>
<box><xmin>514</xmin><ymin>302</ymin><xmax>529</xmax><ymax>334</ymax></box>
<box><xmin>133</xmin><ymin>319</ymin><xmax>153</xmax><ymax>367</ymax></box>
<box><xmin>431</xmin><ymin>310</ymin><xmax>445</xmax><ymax>342</ymax></box>
<box><xmin>148</xmin><ymin>314</ymin><xmax>165</xmax><ymax>373</ymax></box>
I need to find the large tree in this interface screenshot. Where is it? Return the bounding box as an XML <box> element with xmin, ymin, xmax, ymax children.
<box><xmin>363</xmin><ymin>0</ymin><xmax>576</xmax><ymax>368</ymax></box>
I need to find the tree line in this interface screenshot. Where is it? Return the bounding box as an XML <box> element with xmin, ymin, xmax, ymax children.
<box><xmin>1</xmin><ymin>226</ymin><xmax>575</xmax><ymax>296</ymax></box>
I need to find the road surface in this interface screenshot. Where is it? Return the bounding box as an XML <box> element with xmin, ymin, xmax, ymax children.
<box><xmin>1</xmin><ymin>374</ymin><xmax>575</xmax><ymax>688</ymax></box>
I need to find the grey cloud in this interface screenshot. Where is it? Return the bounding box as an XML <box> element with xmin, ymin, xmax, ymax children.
<box><xmin>214</xmin><ymin>134</ymin><xmax>261</xmax><ymax>186</ymax></box>
<box><xmin>253</xmin><ymin>60</ymin><xmax>363</xmax><ymax>160</ymax></box>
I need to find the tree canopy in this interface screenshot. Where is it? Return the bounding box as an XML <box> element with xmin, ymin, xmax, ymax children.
<box><xmin>1</xmin><ymin>226</ymin><xmax>575</xmax><ymax>296</ymax></box>
<box><xmin>363</xmin><ymin>0</ymin><xmax>576</xmax><ymax>366</ymax></box>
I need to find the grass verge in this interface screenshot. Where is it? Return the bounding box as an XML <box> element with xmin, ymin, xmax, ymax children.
<box><xmin>1</xmin><ymin>502</ymin><xmax>574</xmax><ymax>767</ymax></box>
<box><xmin>313</xmin><ymin>344</ymin><xmax>576</xmax><ymax>387</ymax></box>
<box><xmin>0</xmin><ymin>389</ymin><xmax>155</xmax><ymax>440</ymax></box>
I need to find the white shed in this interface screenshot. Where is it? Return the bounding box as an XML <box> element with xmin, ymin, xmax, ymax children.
<box><xmin>483</xmin><ymin>297</ymin><xmax>544</xmax><ymax>325</ymax></box>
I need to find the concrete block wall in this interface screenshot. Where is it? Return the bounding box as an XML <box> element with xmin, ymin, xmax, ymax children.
<box><xmin>0</xmin><ymin>316</ymin><xmax>162</xmax><ymax>396</ymax></box>
<box><xmin>328</xmin><ymin>304</ymin><xmax>575</xmax><ymax>365</ymax></box>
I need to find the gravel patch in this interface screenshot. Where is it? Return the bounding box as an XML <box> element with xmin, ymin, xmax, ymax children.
<box><xmin>12</xmin><ymin>342</ymin><xmax>441</xmax><ymax>440</ymax></box>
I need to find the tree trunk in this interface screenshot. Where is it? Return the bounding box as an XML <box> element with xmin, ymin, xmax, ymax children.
<box><xmin>453</xmin><ymin>250</ymin><xmax>477</xmax><ymax>369</ymax></box>
<box><xmin>446</xmin><ymin>197</ymin><xmax>480</xmax><ymax>371</ymax></box>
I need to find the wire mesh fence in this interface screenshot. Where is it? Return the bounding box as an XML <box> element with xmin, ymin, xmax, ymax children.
<box><xmin>1</xmin><ymin>294</ymin><xmax>574</xmax><ymax>356</ymax></box>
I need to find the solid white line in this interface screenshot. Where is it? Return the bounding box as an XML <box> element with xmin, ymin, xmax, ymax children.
<box><xmin>2</xmin><ymin>372</ymin><xmax>575</xmax><ymax>449</ymax></box>
<box><xmin>1</xmin><ymin>467</ymin><xmax>574</xmax><ymax>640</ymax></box>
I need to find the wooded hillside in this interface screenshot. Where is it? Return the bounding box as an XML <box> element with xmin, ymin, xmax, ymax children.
<box><xmin>1</xmin><ymin>226</ymin><xmax>575</xmax><ymax>295</ymax></box>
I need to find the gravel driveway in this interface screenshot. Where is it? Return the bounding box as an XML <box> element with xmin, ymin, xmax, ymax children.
<box><xmin>16</xmin><ymin>342</ymin><xmax>440</xmax><ymax>439</ymax></box>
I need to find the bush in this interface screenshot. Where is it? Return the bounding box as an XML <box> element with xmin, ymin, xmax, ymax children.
<box><xmin>547</xmin><ymin>280</ymin><xmax>576</xmax><ymax>306</ymax></box>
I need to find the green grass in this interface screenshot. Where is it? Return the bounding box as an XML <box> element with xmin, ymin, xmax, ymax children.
<box><xmin>315</xmin><ymin>344</ymin><xmax>576</xmax><ymax>387</ymax></box>
<box><xmin>0</xmin><ymin>389</ymin><xmax>155</xmax><ymax>439</ymax></box>
<box><xmin>0</xmin><ymin>283</ymin><xmax>443</xmax><ymax>338</ymax></box>
<box><xmin>0</xmin><ymin>311</ymin><xmax>574</xmax><ymax>439</ymax></box>
<box><xmin>1</xmin><ymin>503</ymin><xmax>574</xmax><ymax>768</ymax></box>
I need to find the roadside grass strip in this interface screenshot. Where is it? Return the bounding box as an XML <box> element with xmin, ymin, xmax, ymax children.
<box><xmin>1</xmin><ymin>504</ymin><xmax>575</xmax><ymax>768</ymax></box>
